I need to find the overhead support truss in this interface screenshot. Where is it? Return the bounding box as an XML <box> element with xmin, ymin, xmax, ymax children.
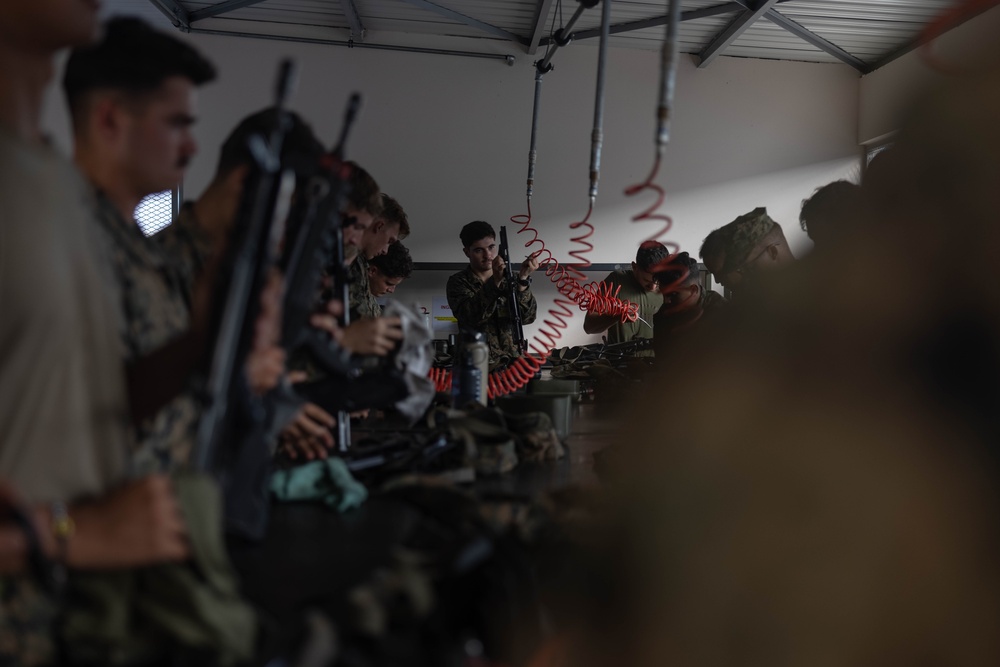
<box><xmin>541</xmin><ymin>2</ymin><xmax>746</xmax><ymax>44</ymax></box>
<box><xmin>148</xmin><ymin>0</ymin><xmax>192</xmax><ymax>29</ymax></box>
<box><xmin>189</xmin><ymin>0</ymin><xmax>267</xmax><ymax>23</ymax></box>
<box><xmin>149</xmin><ymin>0</ymin><xmax>875</xmax><ymax>73</ymax></box>
<box><xmin>340</xmin><ymin>0</ymin><xmax>366</xmax><ymax>42</ymax></box>
<box><xmin>396</xmin><ymin>0</ymin><xmax>529</xmax><ymax>45</ymax></box>
<box><xmin>527</xmin><ymin>0</ymin><xmax>557</xmax><ymax>55</ymax></box>
<box><xmin>697</xmin><ymin>0</ymin><xmax>780</xmax><ymax>68</ymax></box>
<box><xmin>534</xmin><ymin>0</ymin><xmax>870</xmax><ymax>73</ymax></box>
<box><xmin>153</xmin><ymin>0</ymin><xmax>367</xmax><ymax>43</ymax></box>
<box><xmin>762</xmin><ymin>10</ymin><xmax>869</xmax><ymax>72</ymax></box>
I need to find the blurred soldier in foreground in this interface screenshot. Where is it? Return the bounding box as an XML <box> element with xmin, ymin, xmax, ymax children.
<box><xmin>571</xmin><ymin>56</ymin><xmax>1000</xmax><ymax>667</ymax></box>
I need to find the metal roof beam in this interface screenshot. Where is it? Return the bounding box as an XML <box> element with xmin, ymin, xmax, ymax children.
<box><xmin>763</xmin><ymin>10</ymin><xmax>869</xmax><ymax>72</ymax></box>
<box><xmin>526</xmin><ymin>0</ymin><xmax>556</xmax><ymax>55</ymax></box>
<box><xmin>541</xmin><ymin>2</ymin><xmax>745</xmax><ymax>44</ymax></box>
<box><xmin>185</xmin><ymin>26</ymin><xmax>516</xmax><ymax>64</ymax></box>
<box><xmin>148</xmin><ymin>0</ymin><xmax>191</xmax><ymax>29</ymax></box>
<box><xmin>869</xmin><ymin>1</ymin><xmax>996</xmax><ymax>73</ymax></box>
<box><xmin>730</xmin><ymin>0</ymin><xmax>795</xmax><ymax>8</ymax></box>
<box><xmin>869</xmin><ymin>38</ymin><xmax>920</xmax><ymax>72</ymax></box>
<box><xmin>697</xmin><ymin>0</ymin><xmax>780</xmax><ymax>68</ymax></box>
<box><xmin>396</xmin><ymin>0</ymin><xmax>528</xmax><ymax>45</ymax></box>
<box><xmin>189</xmin><ymin>0</ymin><xmax>268</xmax><ymax>23</ymax></box>
<box><xmin>340</xmin><ymin>0</ymin><xmax>366</xmax><ymax>41</ymax></box>
<box><xmin>698</xmin><ymin>0</ymin><xmax>869</xmax><ymax>72</ymax></box>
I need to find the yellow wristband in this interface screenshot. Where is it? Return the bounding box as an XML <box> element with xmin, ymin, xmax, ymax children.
<box><xmin>50</xmin><ymin>502</ymin><xmax>74</xmax><ymax>562</ymax></box>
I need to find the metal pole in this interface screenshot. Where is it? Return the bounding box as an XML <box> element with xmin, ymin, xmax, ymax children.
<box><xmin>656</xmin><ymin>0</ymin><xmax>682</xmax><ymax>153</ymax></box>
<box><xmin>589</xmin><ymin>0</ymin><xmax>611</xmax><ymax>203</ymax></box>
<box><xmin>527</xmin><ymin>69</ymin><xmax>544</xmax><ymax>200</ymax></box>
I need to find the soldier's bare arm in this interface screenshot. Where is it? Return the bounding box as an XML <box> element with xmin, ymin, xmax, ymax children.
<box><xmin>0</xmin><ymin>476</ymin><xmax>192</xmax><ymax>574</ymax></box>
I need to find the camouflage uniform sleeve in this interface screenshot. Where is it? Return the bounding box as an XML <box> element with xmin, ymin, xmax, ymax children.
<box><xmin>447</xmin><ymin>270</ymin><xmax>503</xmax><ymax>327</ymax></box>
<box><xmin>152</xmin><ymin>203</ymin><xmax>212</xmax><ymax>302</ymax></box>
<box><xmin>517</xmin><ymin>286</ymin><xmax>537</xmax><ymax>325</ymax></box>
<box><xmin>89</xmin><ymin>212</ymin><xmax>135</xmax><ymax>358</ymax></box>
<box><xmin>348</xmin><ymin>270</ymin><xmax>376</xmax><ymax>321</ymax></box>
<box><xmin>348</xmin><ymin>256</ymin><xmax>382</xmax><ymax>320</ymax></box>
<box><xmin>362</xmin><ymin>293</ymin><xmax>381</xmax><ymax>320</ymax></box>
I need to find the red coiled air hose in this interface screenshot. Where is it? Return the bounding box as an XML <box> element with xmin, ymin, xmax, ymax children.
<box><xmin>431</xmin><ymin>200</ymin><xmax>642</xmax><ymax>400</ymax></box>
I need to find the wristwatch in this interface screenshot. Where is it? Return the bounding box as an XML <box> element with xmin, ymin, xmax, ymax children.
<box><xmin>516</xmin><ymin>277</ymin><xmax>532</xmax><ymax>287</ymax></box>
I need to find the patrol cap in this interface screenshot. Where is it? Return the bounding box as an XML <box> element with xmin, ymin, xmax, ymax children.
<box><xmin>721</xmin><ymin>207</ymin><xmax>777</xmax><ymax>274</ymax></box>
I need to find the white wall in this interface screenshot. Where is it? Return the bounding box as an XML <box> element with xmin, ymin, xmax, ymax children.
<box><xmin>42</xmin><ymin>22</ymin><xmax>860</xmax><ymax>347</ymax></box>
<box><xmin>859</xmin><ymin>4</ymin><xmax>1000</xmax><ymax>145</ymax></box>
<box><xmin>186</xmin><ymin>32</ymin><xmax>860</xmax><ymax>346</ymax></box>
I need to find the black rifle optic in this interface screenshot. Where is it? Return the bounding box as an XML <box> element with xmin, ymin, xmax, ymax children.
<box><xmin>498</xmin><ymin>225</ymin><xmax>527</xmax><ymax>354</ymax></box>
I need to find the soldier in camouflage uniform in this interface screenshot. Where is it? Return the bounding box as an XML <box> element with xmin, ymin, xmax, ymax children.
<box><xmin>369</xmin><ymin>241</ymin><xmax>413</xmax><ymax>299</ymax></box>
<box><xmin>349</xmin><ymin>193</ymin><xmax>410</xmax><ymax>320</ymax></box>
<box><xmin>348</xmin><ymin>240</ymin><xmax>415</xmax><ymax>319</ymax></box>
<box><xmin>1</xmin><ymin>16</ymin><xmax>204</xmax><ymax>664</ymax></box>
<box><xmin>447</xmin><ymin>221</ymin><xmax>539</xmax><ymax>369</ymax></box>
<box><xmin>68</xmin><ymin>33</ymin><xmax>311</xmax><ymax>470</ymax></box>
<box><xmin>700</xmin><ymin>207</ymin><xmax>795</xmax><ymax>298</ymax></box>
<box><xmin>90</xmin><ymin>193</ymin><xmax>205</xmax><ymax>473</ymax></box>
<box><xmin>348</xmin><ymin>253</ymin><xmax>380</xmax><ymax>321</ymax></box>
<box><xmin>64</xmin><ymin>18</ymin><xmax>216</xmax><ymax>474</ymax></box>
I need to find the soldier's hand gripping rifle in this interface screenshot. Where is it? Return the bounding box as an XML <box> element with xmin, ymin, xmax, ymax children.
<box><xmin>499</xmin><ymin>225</ymin><xmax>527</xmax><ymax>354</ymax></box>
<box><xmin>193</xmin><ymin>60</ymin><xmax>299</xmax><ymax>477</ymax></box>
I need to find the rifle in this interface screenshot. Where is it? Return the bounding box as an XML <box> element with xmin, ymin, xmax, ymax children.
<box><xmin>279</xmin><ymin>95</ymin><xmax>411</xmax><ymax>450</ymax></box>
<box><xmin>192</xmin><ymin>61</ymin><xmax>303</xmax><ymax>539</ymax></box>
<box><xmin>498</xmin><ymin>225</ymin><xmax>527</xmax><ymax>354</ymax></box>
<box><xmin>193</xmin><ymin>60</ymin><xmax>297</xmax><ymax>475</ymax></box>
<box><xmin>279</xmin><ymin>94</ymin><xmax>360</xmax><ymax>379</ymax></box>
<box><xmin>277</xmin><ymin>95</ymin><xmax>367</xmax><ymax>453</ymax></box>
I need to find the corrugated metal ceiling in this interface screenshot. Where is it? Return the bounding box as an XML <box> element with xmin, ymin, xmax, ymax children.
<box><xmin>138</xmin><ymin>0</ymin><xmax>966</xmax><ymax>72</ymax></box>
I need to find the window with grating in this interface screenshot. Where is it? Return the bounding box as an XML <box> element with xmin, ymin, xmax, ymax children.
<box><xmin>135</xmin><ymin>189</ymin><xmax>175</xmax><ymax>236</ymax></box>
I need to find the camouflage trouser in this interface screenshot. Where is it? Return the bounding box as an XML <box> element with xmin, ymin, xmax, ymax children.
<box><xmin>0</xmin><ymin>575</ymin><xmax>57</xmax><ymax>666</ymax></box>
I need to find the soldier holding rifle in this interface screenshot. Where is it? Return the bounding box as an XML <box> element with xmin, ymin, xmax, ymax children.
<box><xmin>446</xmin><ymin>221</ymin><xmax>539</xmax><ymax>369</ymax></box>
